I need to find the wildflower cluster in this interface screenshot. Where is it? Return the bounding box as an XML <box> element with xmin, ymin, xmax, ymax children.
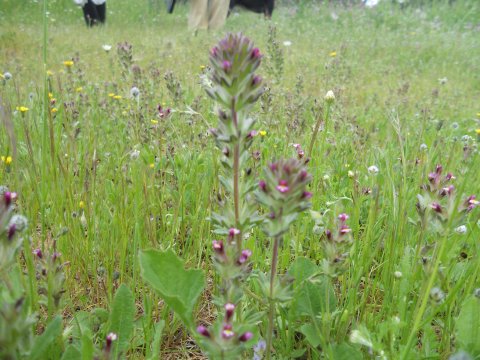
<box><xmin>32</xmin><ymin>242</ymin><xmax>67</xmax><ymax>310</ymax></box>
<box><xmin>197</xmin><ymin>303</ymin><xmax>253</xmax><ymax>357</ymax></box>
<box><xmin>197</xmin><ymin>33</ymin><xmax>263</xmax><ymax>358</ymax></box>
<box><xmin>416</xmin><ymin>164</ymin><xmax>478</xmax><ymax>233</ymax></box>
<box><xmin>321</xmin><ymin>213</ymin><xmax>353</xmax><ymax>276</ymax></box>
<box><xmin>256</xmin><ymin>158</ymin><xmax>312</xmax><ymax>237</ymax></box>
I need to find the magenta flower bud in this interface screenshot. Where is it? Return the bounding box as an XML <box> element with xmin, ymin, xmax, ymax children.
<box><xmin>435</xmin><ymin>164</ymin><xmax>443</xmax><ymax>175</ymax></box>
<box><xmin>428</xmin><ymin>172</ymin><xmax>437</xmax><ymax>183</ymax></box>
<box><xmin>325</xmin><ymin>229</ymin><xmax>333</xmax><ymax>240</ymax></box>
<box><xmin>251</xmin><ymin>48</ymin><xmax>261</xmax><ymax>59</ymax></box>
<box><xmin>222</xmin><ymin>60</ymin><xmax>232</xmax><ymax>72</ymax></box>
<box><xmin>445</xmin><ymin>172</ymin><xmax>455</xmax><ymax>181</ymax></box>
<box><xmin>252</xmin><ymin>75</ymin><xmax>262</xmax><ymax>86</ymax></box>
<box><xmin>33</xmin><ymin>248</ymin><xmax>43</xmax><ymax>259</ymax></box>
<box><xmin>225</xmin><ymin>303</ymin><xmax>235</xmax><ymax>321</ymax></box>
<box><xmin>297</xmin><ymin>149</ymin><xmax>305</xmax><ymax>159</ymax></box>
<box><xmin>222</xmin><ymin>146</ymin><xmax>230</xmax><ymax>157</ymax></box>
<box><xmin>299</xmin><ymin>169</ymin><xmax>308</xmax><ymax>181</ymax></box>
<box><xmin>211</xmin><ymin>47</ymin><xmax>219</xmax><ymax>57</ymax></box>
<box><xmin>338</xmin><ymin>213</ymin><xmax>349</xmax><ymax>222</ymax></box>
<box><xmin>212</xmin><ymin>240</ymin><xmax>224</xmax><ymax>255</ymax></box>
<box><xmin>237</xmin><ymin>249</ymin><xmax>252</xmax><ymax>265</ymax></box>
<box><xmin>431</xmin><ymin>202</ymin><xmax>442</xmax><ymax>213</ymax></box>
<box><xmin>229</xmin><ymin>228</ymin><xmax>240</xmax><ymax>238</ymax></box>
<box><xmin>105</xmin><ymin>332</ymin><xmax>117</xmax><ymax>352</ymax></box>
<box><xmin>269</xmin><ymin>162</ymin><xmax>278</xmax><ymax>172</ymax></box>
<box><xmin>276</xmin><ymin>180</ymin><xmax>289</xmax><ymax>193</ymax></box>
<box><xmin>52</xmin><ymin>252</ymin><xmax>61</xmax><ymax>262</ymax></box>
<box><xmin>292</xmin><ymin>143</ymin><xmax>301</xmax><ymax>150</ymax></box>
<box><xmin>197</xmin><ymin>325</ymin><xmax>210</xmax><ymax>338</ymax></box>
<box><xmin>302</xmin><ymin>191</ymin><xmax>312</xmax><ymax>199</ymax></box>
<box><xmin>221</xmin><ymin>324</ymin><xmax>235</xmax><ymax>339</ymax></box>
<box><xmin>259</xmin><ymin>180</ymin><xmax>267</xmax><ymax>192</ymax></box>
<box><xmin>239</xmin><ymin>332</ymin><xmax>253</xmax><ymax>342</ymax></box>
<box><xmin>7</xmin><ymin>224</ymin><xmax>16</xmax><ymax>240</ymax></box>
<box><xmin>339</xmin><ymin>225</ymin><xmax>351</xmax><ymax>235</ymax></box>
<box><xmin>268</xmin><ymin>212</ymin><xmax>276</xmax><ymax>219</ymax></box>
<box><xmin>4</xmin><ymin>191</ymin><xmax>17</xmax><ymax>207</ymax></box>
<box><xmin>440</xmin><ymin>185</ymin><xmax>454</xmax><ymax>197</ymax></box>
<box><xmin>247</xmin><ymin>130</ymin><xmax>258</xmax><ymax>139</ymax></box>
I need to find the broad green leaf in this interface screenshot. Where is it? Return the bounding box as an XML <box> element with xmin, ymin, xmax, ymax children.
<box><xmin>30</xmin><ymin>315</ymin><xmax>62</xmax><ymax>360</ymax></box>
<box><xmin>108</xmin><ymin>284</ymin><xmax>136</xmax><ymax>356</ymax></box>
<box><xmin>288</xmin><ymin>257</ymin><xmax>318</xmax><ymax>284</ymax></box>
<box><xmin>300</xmin><ymin>323</ymin><xmax>322</xmax><ymax>348</ymax></box>
<box><xmin>331</xmin><ymin>342</ymin><xmax>363</xmax><ymax>360</ymax></box>
<box><xmin>456</xmin><ymin>296</ymin><xmax>480</xmax><ymax>354</ymax></box>
<box><xmin>61</xmin><ymin>345</ymin><xmax>82</xmax><ymax>360</ymax></box>
<box><xmin>147</xmin><ymin>320</ymin><xmax>165</xmax><ymax>360</ymax></box>
<box><xmin>139</xmin><ymin>249</ymin><xmax>205</xmax><ymax>328</ymax></box>
<box><xmin>296</xmin><ymin>277</ymin><xmax>336</xmax><ymax>317</ymax></box>
<box><xmin>290</xmin><ymin>348</ymin><xmax>307</xmax><ymax>358</ymax></box>
<box><xmin>81</xmin><ymin>329</ymin><xmax>94</xmax><ymax>360</ymax></box>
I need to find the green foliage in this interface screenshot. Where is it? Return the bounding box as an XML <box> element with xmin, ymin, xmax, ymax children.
<box><xmin>139</xmin><ymin>249</ymin><xmax>205</xmax><ymax>329</ymax></box>
<box><xmin>108</xmin><ymin>284</ymin><xmax>136</xmax><ymax>356</ymax></box>
<box><xmin>456</xmin><ymin>296</ymin><xmax>480</xmax><ymax>355</ymax></box>
<box><xmin>29</xmin><ymin>316</ymin><xmax>63</xmax><ymax>360</ymax></box>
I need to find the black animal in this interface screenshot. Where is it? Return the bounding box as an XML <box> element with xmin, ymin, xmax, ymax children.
<box><xmin>229</xmin><ymin>0</ymin><xmax>274</xmax><ymax>18</ymax></box>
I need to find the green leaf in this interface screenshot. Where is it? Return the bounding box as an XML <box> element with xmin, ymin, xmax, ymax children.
<box><xmin>288</xmin><ymin>257</ymin><xmax>318</xmax><ymax>284</ymax></box>
<box><xmin>331</xmin><ymin>342</ymin><xmax>363</xmax><ymax>360</ymax></box>
<box><xmin>108</xmin><ymin>284</ymin><xmax>136</xmax><ymax>356</ymax></box>
<box><xmin>147</xmin><ymin>320</ymin><xmax>165</xmax><ymax>360</ymax></box>
<box><xmin>30</xmin><ymin>315</ymin><xmax>62</xmax><ymax>360</ymax></box>
<box><xmin>456</xmin><ymin>296</ymin><xmax>480</xmax><ymax>354</ymax></box>
<box><xmin>81</xmin><ymin>329</ymin><xmax>94</xmax><ymax>360</ymax></box>
<box><xmin>61</xmin><ymin>345</ymin><xmax>82</xmax><ymax>360</ymax></box>
<box><xmin>139</xmin><ymin>249</ymin><xmax>205</xmax><ymax>328</ymax></box>
<box><xmin>296</xmin><ymin>277</ymin><xmax>336</xmax><ymax>317</ymax></box>
<box><xmin>300</xmin><ymin>323</ymin><xmax>322</xmax><ymax>348</ymax></box>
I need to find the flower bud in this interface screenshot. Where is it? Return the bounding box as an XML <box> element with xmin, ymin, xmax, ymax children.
<box><xmin>33</xmin><ymin>248</ymin><xmax>43</xmax><ymax>259</ymax></box>
<box><xmin>239</xmin><ymin>332</ymin><xmax>253</xmax><ymax>342</ymax></box>
<box><xmin>259</xmin><ymin>180</ymin><xmax>267</xmax><ymax>192</ymax></box>
<box><xmin>221</xmin><ymin>324</ymin><xmax>235</xmax><ymax>339</ymax></box>
<box><xmin>225</xmin><ymin>303</ymin><xmax>235</xmax><ymax>321</ymax></box>
<box><xmin>431</xmin><ymin>202</ymin><xmax>442</xmax><ymax>213</ymax></box>
<box><xmin>4</xmin><ymin>191</ymin><xmax>17</xmax><ymax>207</ymax></box>
<box><xmin>105</xmin><ymin>332</ymin><xmax>117</xmax><ymax>352</ymax></box>
<box><xmin>212</xmin><ymin>240</ymin><xmax>224</xmax><ymax>255</ymax></box>
<box><xmin>338</xmin><ymin>213</ymin><xmax>349</xmax><ymax>222</ymax></box>
<box><xmin>7</xmin><ymin>223</ymin><xmax>16</xmax><ymax>240</ymax></box>
<box><xmin>237</xmin><ymin>249</ymin><xmax>252</xmax><ymax>265</ymax></box>
<box><xmin>197</xmin><ymin>325</ymin><xmax>210</xmax><ymax>338</ymax></box>
<box><xmin>276</xmin><ymin>180</ymin><xmax>289</xmax><ymax>193</ymax></box>
<box><xmin>324</xmin><ymin>90</ymin><xmax>335</xmax><ymax>103</ymax></box>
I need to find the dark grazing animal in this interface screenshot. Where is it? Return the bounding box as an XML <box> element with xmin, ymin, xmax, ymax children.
<box><xmin>229</xmin><ymin>0</ymin><xmax>274</xmax><ymax>18</ymax></box>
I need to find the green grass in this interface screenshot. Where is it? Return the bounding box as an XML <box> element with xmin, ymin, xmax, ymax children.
<box><xmin>1</xmin><ymin>0</ymin><xmax>480</xmax><ymax>358</ymax></box>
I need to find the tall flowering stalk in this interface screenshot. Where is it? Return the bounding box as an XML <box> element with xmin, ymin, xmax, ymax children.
<box><xmin>256</xmin><ymin>159</ymin><xmax>312</xmax><ymax>359</ymax></box>
<box><xmin>196</xmin><ymin>33</ymin><xmax>264</xmax><ymax>358</ymax></box>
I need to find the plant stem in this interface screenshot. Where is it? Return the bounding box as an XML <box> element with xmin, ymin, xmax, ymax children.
<box><xmin>233</xmin><ymin>143</ymin><xmax>241</xmax><ymax>252</ymax></box>
<box><xmin>307</xmin><ymin>105</ymin><xmax>330</xmax><ymax>159</ymax></box>
<box><xmin>266</xmin><ymin>235</ymin><xmax>281</xmax><ymax>360</ymax></box>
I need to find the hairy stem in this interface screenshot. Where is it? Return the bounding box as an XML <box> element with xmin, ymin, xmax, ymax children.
<box><xmin>266</xmin><ymin>235</ymin><xmax>281</xmax><ymax>360</ymax></box>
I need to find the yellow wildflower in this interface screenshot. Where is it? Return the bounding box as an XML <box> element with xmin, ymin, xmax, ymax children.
<box><xmin>476</xmin><ymin>112</ymin><xmax>480</xmax><ymax>118</ymax></box>
<box><xmin>46</xmin><ymin>70</ymin><xmax>54</xmax><ymax>76</ymax></box>
<box><xmin>329</xmin><ymin>51</ymin><xmax>337</xmax><ymax>57</ymax></box>
<box><xmin>151</xmin><ymin>119</ymin><xmax>158</xmax><ymax>125</ymax></box>
<box><xmin>16</xmin><ymin>106</ymin><xmax>29</xmax><ymax>113</ymax></box>
<box><xmin>76</xmin><ymin>87</ymin><xmax>83</xmax><ymax>92</ymax></box>
<box><xmin>63</xmin><ymin>60</ymin><xmax>74</xmax><ymax>67</ymax></box>
<box><xmin>79</xmin><ymin>201</ymin><xmax>85</xmax><ymax>209</ymax></box>
<box><xmin>200</xmin><ymin>65</ymin><xmax>206</xmax><ymax>70</ymax></box>
<box><xmin>108</xmin><ymin>93</ymin><xmax>115</xmax><ymax>98</ymax></box>
<box><xmin>1</xmin><ymin>156</ymin><xmax>12</xmax><ymax>165</ymax></box>
<box><xmin>48</xmin><ymin>92</ymin><xmax>53</xmax><ymax>99</ymax></box>
<box><xmin>0</xmin><ymin>74</ymin><xmax>4</xmax><ymax>79</ymax></box>
<box><xmin>51</xmin><ymin>108</ymin><xmax>58</xmax><ymax>114</ymax></box>
<box><xmin>113</xmin><ymin>95</ymin><xmax>122</xmax><ymax>100</ymax></box>
<box><xmin>259</xmin><ymin>130</ymin><xmax>267</xmax><ymax>137</ymax></box>
<box><xmin>475</xmin><ymin>129</ymin><xmax>480</xmax><ymax>135</ymax></box>
<box><xmin>348</xmin><ymin>170</ymin><xmax>355</xmax><ymax>178</ymax></box>
<box><xmin>149</xmin><ymin>163</ymin><xmax>155</xmax><ymax>169</ymax></box>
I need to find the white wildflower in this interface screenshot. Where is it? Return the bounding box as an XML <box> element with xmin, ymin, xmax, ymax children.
<box><xmin>368</xmin><ymin>165</ymin><xmax>379</xmax><ymax>175</ymax></box>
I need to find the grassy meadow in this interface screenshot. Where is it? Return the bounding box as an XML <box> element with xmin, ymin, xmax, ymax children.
<box><xmin>1</xmin><ymin>0</ymin><xmax>480</xmax><ymax>358</ymax></box>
